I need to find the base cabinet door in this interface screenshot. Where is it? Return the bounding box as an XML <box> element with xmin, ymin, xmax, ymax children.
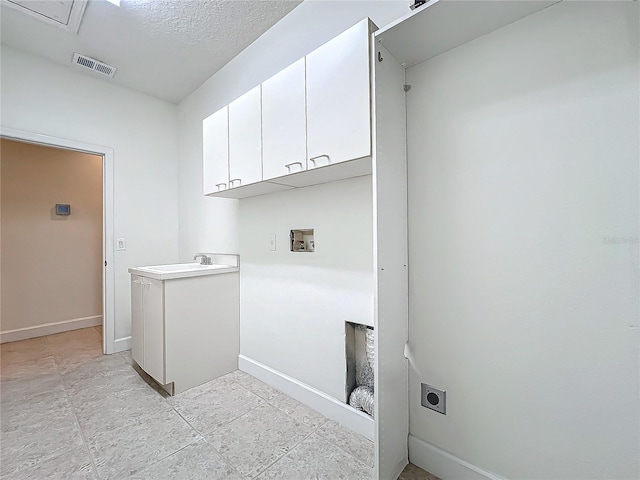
<box><xmin>142</xmin><ymin>277</ymin><xmax>164</xmax><ymax>384</ymax></box>
<box><xmin>131</xmin><ymin>275</ymin><xmax>145</xmax><ymax>367</ymax></box>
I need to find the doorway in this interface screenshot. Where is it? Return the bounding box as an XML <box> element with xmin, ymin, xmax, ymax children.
<box><xmin>0</xmin><ymin>127</ymin><xmax>115</xmax><ymax>354</ymax></box>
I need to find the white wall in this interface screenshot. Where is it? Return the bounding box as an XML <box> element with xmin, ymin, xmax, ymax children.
<box><xmin>1</xmin><ymin>140</ymin><xmax>102</xmax><ymax>333</ymax></box>
<box><xmin>176</xmin><ymin>1</ymin><xmax>410</xmax><ymax>400</ymax></box>
<box><xmin>0</xmin><ymin>46</ymin><xmax>180</xmax><ymax>341</ymax></box>
<box><xmin>239</xmin><ymin>176</ymin><xmax>373</xmax><ymax>400</ymax></box>
<box><xmin>176</xmin><ymin>0</ymin><xmax>409</xmax><ymax>260</ymax></box>
<box><xmin>406</xmin><ymin>2</ymin><xmax>639</xmax><ymax>479</ymax></box>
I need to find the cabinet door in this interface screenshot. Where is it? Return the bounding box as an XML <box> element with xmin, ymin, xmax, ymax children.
<box><xmin>229</xmin><ymin>85</ymin><xmax>262</xmax><ymax>187</ymax></box>
<box><xmin>131</xmin><ymin>275</ymin><xmax>144</xmax><ymax>367</ymax></box>
<box><xmin>203</xmin><ymin>106</ymin><xmax>229</xmax><ymax>194</ymax></box>
<box><xmin>306</xmin><ymin>19</ymin><xmax>371</xmax><ymax>168</ymax></box>
<box><xmin>262</xmin><ymin>59</ymin><xmax>307</xmax><ymax>180</ymax></box>
<box><xmin>142</xmin><ymin>277</ymin><xmax>165</xmax><ymax>384</ymax></box>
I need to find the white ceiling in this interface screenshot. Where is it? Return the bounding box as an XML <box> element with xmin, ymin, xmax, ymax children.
<box><xmin>0</xmin><ymin>0</ymin><xmax>301</xmax><ymax>103</ymax></box>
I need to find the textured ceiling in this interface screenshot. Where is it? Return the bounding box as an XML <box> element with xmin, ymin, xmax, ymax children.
<box><xmin>0</xmin><ymin>0</ymin><xmax>301</xmax><ymax>103</ymax></box>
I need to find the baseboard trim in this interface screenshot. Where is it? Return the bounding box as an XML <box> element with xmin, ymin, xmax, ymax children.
<box><xmin>408</xmin><ymin>434</ymin><xmax>506</xmax><ymax>480</ymax></box>
<box><xmin>0</xmin><ymin>315</ymin><xmax>102</xmax><ymax>343</ymax></box>
<box><xmin>238</xmin><ymin>354</ymin><xmax>374</xmax><ymax>440</ymax></box>
<box><xmin>114</xmin><ymin>336</ymin><xmax>131</xmax><ymax>353</ymax></box>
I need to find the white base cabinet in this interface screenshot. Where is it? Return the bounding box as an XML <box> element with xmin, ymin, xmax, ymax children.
<box><xmin>131</xmin><ymin>275</ymin><xmax>164</xmax><ymax>383</ymax></box>
<box><xmin>130</xmin><ymin>271</ymin><xmax>239</xmax><ymax>394</ymax></box>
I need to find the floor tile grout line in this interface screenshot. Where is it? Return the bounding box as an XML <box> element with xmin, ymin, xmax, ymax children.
<box><xmin>0</xmin><ymin>343</ymin><xmax>81</xmax><ymax>478</ymax></box>
<box><xmin>157</xmin><ymin>399</ymin><xmax>248</xmax><ymax>479</ymax></box>
<box><xmin>45</xmin><ymin>330</ymin><xmax>104</xmax><ymax>372</ymax></box>
<box><xmin>231</xmin><ymin>376</ymin><xmax>341</xmax><ymax>439</ymax></box>
<box><xmin>125</xmin><ymin>435</ymin><xmax>203</xmax><ymax>479</ymax></box>
<box><xmin>235</xmin><ymin>373</ymin><xmax>332</xmax><ymax>478</ymax></box>
<box><xmin>155</xmin><ymin>377</ymin><xmax>260</xmax><ymax>479</ymax></box>
<box><xmin>53</xmin><ymin>339</ymin><xmax>101</xmax><ymax>480</ymax></box>
<box><xmin>231</xmin><ymin>376</ymin><xmax>329</xmax><ymax>426</ymax></box>
<box><xmin>3</xmin><ymin>345</ymin><xmax>372</xmax><ymax>480</ymax></box>
<box><xmin>313</xmin><ymin>423</ymin><xmax>375</xmax><ymax>469</ymax></box>
<box><xmin>169</xmin><ymin>389</ymin><xmax>266</xmax><ymax>438</ymax></box>
<box><xmin>168</xmin><ymin>375</ymin><xmax>316</xmax><ymax>479</ymax></box>
<box><xmin>61</xmin><ymin>348</ymin><xmax>183</xmax><ymax>479</ymax></box>
<box><xmin>74</xmin><ymin>390</ymin><xmax>198</xmax><ymax>479</ymax></box>
<box><xmin>48</xmin><ymin>329</ymin><xmax>131</xmax><ymax>479</ymax></box>
<box><xmin>200</xmin><ymin>436</ymin><xmax>248</xmax><ymax>479</ymax></box>
<box><xmin>231</xmin><ymin>373</ymin><xmax>375</xmax><ymax>473</ymax></box>
<box><xmin>251</xmin><ymin>417</ymin><xmax>328</xmax><ymax>479</ymax></box>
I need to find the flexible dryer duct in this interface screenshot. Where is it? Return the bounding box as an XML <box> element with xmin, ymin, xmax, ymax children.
<box><xmin>349</xmin><ymin>327</ymin><xmax>375</xmax><ymax>417</ymax></box>
<box><xmin>349</xmin><ymin>385</ymin><xmax>374</xmax><ymax>417</ymax></box>
<box><xmin>365</xmin><ymin>327</ymin><xmax>374</xmax><ymax>370</ymax></box>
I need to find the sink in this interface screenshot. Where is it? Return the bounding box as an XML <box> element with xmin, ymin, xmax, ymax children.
<box><xmin>145</xmin><ymin>263</ymin><xmax>220</xmax><ymax>273</ymax></box>
<box><xmin>128</xmin><ymin>261</ymin><xmax>238</xmax><ymax>280</ymax></box>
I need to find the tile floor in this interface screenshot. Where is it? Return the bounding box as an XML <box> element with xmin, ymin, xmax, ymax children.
<box><xmin>1</xmin><ymin>326</ymin><xmax>438</xmax><ymax>480</ymax></box>
<box><xmin>1</xmin><ymin>327</ymin><xmax>377</xmax><ymax>479</ymax></box>
<box><xmin>398</xmin><ymin>463</ymin><xmax>440</xmax><ymax>480</ymax></box>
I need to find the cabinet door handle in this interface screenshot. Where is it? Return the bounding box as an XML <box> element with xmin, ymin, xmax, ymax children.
<box><xmin>215</xmin><ymin>182</ymin><xmax>227</xmax><ymax>191</ymax></box>
<box><xmin>229</xmin><ymin>178</ymin><xmax>242</xmax><ymax>187</ymax></box>
<box><xmin>285</xmin><ymin>162</ymin><xmax>303</xmax><ymax>173</ymax></box>
<box><xmin>133</xmin><ymin>279</ymin><xmax>144</xmax><ymax>285</ymax></box>
<box><xmin>309</xmin><ymin>155</ymin><xmax>331</xmax><ymax>168</ymax></box>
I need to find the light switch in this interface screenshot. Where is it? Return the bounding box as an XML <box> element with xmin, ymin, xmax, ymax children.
<box><xmin>116</xmin><ymin>238</ymin><xmax>126</xmax><ymax>251</ymax></box>
<box><xmin>267</xmin><ymin>234</ymin><xmax>276</xmax><ymax>251</ymax></box>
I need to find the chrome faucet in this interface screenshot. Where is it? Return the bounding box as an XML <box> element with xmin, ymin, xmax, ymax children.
<box><xmin>193</xmin><ymin>253</ymin><xmax>211</xmax><ymax>265</ymax></box>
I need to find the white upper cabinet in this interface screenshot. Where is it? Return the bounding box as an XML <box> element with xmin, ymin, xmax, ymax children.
<box><xmin>306</xmin><ymin>19</ymin><xmax>371</xmax><ymax>169</ymax></box>
<box><xmin>262</xmin><ymin>58</ymin><xmax>307</xmax><ymax>181</ymax></box>
<box><xmin>202</xmin><ymin>18</ymin><xmax>375</xmax><ymax>198</ymax></box>
<box><xmin>202</xmin><ymin>106</ymin><xmax>229</xmax><ymax>194</ymax></box>
<box><xmin>229</xmin><ymin>85</ymin><xmax>262</xmax><ymax>188</ymax></box>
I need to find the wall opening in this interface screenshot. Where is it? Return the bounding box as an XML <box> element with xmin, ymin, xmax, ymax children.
<box><xmin>0</xmin><ymin>128</ymin><xmax>115</xmax><ymax>354</ymax></box>
<box><xmin>1</xmin><ymin>139</ymin><xmax>103</xmax><ymax>346</ymax></box>
<box><xmin>290</xmin><ymin>228</ymin><xmax>315</xmax><ymax>252</ymax></box>
<box><xmin>345</xmin><ymin>321</ymin><xmax>374</xmax><ymax>417</ymax></box>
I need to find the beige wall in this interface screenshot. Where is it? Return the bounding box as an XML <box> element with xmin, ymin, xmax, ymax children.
<box><xmin>1</xmin><ymin>139</ymin><xmax>103</xmax><ymax>333</ymax></box>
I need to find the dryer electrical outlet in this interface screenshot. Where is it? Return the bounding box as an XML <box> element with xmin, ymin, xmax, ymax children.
<box><xmin>421</xmin><ymin>383</ymin><xmax>446</xmax><ymax>414</ymax></box>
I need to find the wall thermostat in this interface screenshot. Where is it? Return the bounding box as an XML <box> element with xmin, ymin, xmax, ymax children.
<box><xmin>55</xmin><ymin>204</ymin><xmax>71</xmax><ymax>215</ymax></box>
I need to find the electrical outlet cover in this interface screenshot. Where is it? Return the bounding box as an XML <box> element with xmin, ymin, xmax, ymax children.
<box><xmin>267</xmin><ymin>234</ymin><xmax>276</xmax><ymax>251</ymax></box>
<box><xmin>421</xmin><ymin>383</ymin><xmax>446</xmax><ymax>414</ymax></box>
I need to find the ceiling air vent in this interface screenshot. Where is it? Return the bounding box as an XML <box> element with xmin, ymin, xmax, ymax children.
<box><xmin>72</xmin><ymin>53</ymin><xmax>117</xmax><ymax>78</ymax></box>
